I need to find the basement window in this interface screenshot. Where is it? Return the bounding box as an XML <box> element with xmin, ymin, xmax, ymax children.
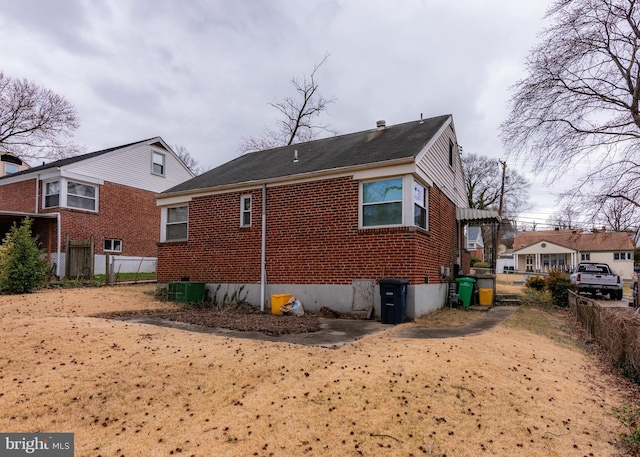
<box><xmin>104</xmin><ymin>239</ymin><xmax>122</xmax><ymax>253</ymax></box>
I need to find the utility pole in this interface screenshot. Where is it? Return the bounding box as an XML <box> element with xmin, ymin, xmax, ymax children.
<box><xmin>495</xmin><ymin>159</ymin><xmax>507</xmax><ymax>273</ymax></box>
<box><xmin>498</xmin><ymin>159</ymin><xmax>507</xmax><ymax>218</ymax></box>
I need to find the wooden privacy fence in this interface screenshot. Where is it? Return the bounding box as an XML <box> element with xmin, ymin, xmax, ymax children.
<box><xmin>569</xmin><ymin>291</ymin><xmax>640</xmax><ymax>380</ymax></box>
<box><xmin>65</xmin><ymin>236</ymin><xmax>94</xmax><ymax>280</ymax></box>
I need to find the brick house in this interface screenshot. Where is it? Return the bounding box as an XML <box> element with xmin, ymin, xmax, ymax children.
<box><xmin>156</xmin><ymin>115</ymin><xmax>497</xmax><ymax>318</ymax></box>
<box><xmin>0</xmin><ymin>138</ymin><xmax>194</xmax><ymax>278</ymax></box>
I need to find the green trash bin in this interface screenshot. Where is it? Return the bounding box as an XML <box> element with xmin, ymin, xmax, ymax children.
<box><xmin>455</xmin><ymin>277</ymin><xmax>476</xmax><ymax>308</ymax></box>
<box><xmin>167</xmin><ymin>282</ymin><xmax>206</xmax><ymax>303</ymax></box>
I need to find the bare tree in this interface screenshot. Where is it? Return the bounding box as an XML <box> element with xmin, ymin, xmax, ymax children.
<box><xmin>0</xmin><ymin>71</ymin><xmax>82</xmax><ymax>161</ymax></box>
<box><xmin>238</xmin><ymin>53</ymin><xmax>337</xmax><ymax>153</ymax></box>
<box><xmin>501</xmin><ymin>0</ymin><xmax>640</xmax><ymax>209</ymax></box>
<box><xmin>546</xmin><ymin>204</ymin><xmax>581</xmax><ymax>230</ymax></box>
<box><xmin>173</xmin><ymin>144</ymin><xmax>202</xmax><ymax>175</ymax></box>
<box><xmin>462</xmin><ymin>152</ymin><xmax>530</xmax><ymax>216</ymax></box>
<box><xmin>595</xmin><ymin>197</ymin><xmax>639</xmax><ymax>231</ymax></box>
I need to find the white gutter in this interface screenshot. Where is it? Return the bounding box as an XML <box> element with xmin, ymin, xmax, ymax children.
<box><xmin>260</xmin><ymin>184</ymin><xmax>267</xmax><ymax>312</ymax></box>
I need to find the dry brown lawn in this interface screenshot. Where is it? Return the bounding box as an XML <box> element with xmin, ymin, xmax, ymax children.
<box><xmin>0</xmin><ymin>285</ymin><xmax>633</xmax><ymax>456</ymax></box>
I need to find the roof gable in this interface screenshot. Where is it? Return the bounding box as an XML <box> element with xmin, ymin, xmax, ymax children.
<box><xmin>161</xmin><ymin>115</ymin><xmax>451</xmax><ymax>195</ymax></box>
<box><xmin>0</xmin><ymin>137</ymin><xmax>159</xmax><ymax>181</ymax></box>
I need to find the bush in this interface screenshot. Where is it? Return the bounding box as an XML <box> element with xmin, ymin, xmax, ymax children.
<box><xmin>545</xmin><ymin>270</ymin><xmax>573</xmax><ymax>307</ymax></box>
<box><xmin>0</xmin><ymin>218</ymin><xmax>49</xmax><ymax>293</ymax></box>
<box><xmin>519</xmin><ymin>288</ymin><xmax>553</xmax><ymax>308</ymax></box>
<box><xmin>525</xmin><ymin>276</ymin><xmax>546</xmax><ymax>291</ymax></box>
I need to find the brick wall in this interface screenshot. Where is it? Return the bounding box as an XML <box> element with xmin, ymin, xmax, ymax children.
<box><xmin>158</xmin><ymin>176</ymin><xmax>461</xmax><ymax>285</ymax></box>
<box><xmin>0</xmin><ymin>178</ymin><xmax>37</xmax><ymax>212</ymax></box>
<box><xmin>36</xmin><ymin>181</ymin><xmax>160</xmax><ymax>257</ymax></box>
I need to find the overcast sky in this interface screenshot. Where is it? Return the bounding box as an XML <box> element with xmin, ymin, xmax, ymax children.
<box><xmin>0</xmin><ymin>0</ymin><xmax>558</xmax><ymax>226</ymax></box>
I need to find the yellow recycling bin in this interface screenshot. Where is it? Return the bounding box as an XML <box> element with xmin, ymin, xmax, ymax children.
<box><xmin>479</xmin><ymin>288</ymin><xmax>493</xmax><ymax>306</ymax></box>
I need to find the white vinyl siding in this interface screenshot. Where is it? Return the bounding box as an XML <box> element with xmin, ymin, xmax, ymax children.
<box><xmin>416</xmin><ymin>122</ymin><xmax>467</xmax><ymax>207</ymax></box>
<box><xmin>65</xmin><ymin>142</ymin><xmax>194</xmax><ymax>193</ymax></box>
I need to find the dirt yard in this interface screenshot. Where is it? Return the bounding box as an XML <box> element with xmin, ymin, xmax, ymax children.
<box><xmin>0</xmin><ymin>284</ymin><xmax>634</xmax><ymax>456</ymax></box>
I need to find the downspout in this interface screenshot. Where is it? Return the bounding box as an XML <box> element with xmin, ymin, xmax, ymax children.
<box><xmin>35</xmin><ymin>175</ymin><xmax>39</xmax><ymax>214</ymax></box>
<box><xmin>260</xmin><ymin>184</ymin><xmax>267</xmax><ymax>312</ymax></box>
<box><xmin>56</xmin><ymin>212</ymin><xmax>61</xmax><ymax>278</ymax></box>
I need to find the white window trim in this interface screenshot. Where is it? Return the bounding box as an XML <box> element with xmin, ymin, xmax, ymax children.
<box><xmin>162</xmin><ymin>205</ymin><xmax>188</xmax><ymax>242</ymax></box>
<box><xmin>42</xmin><ymin>178</ymin><xmax>99</xmax><ymax>212</ymax></box>
<box><xmin>104</xmin><ymin>239</ymin><xmax>122</xmax><ymax>253</ymax></box>
<box><xmin>152</xmin><ymin>151</ymin><xmax>166</xmax><ymax>176</ymax></box>
<box><xmin>359</xmin><ymin>175</ymin><xmax>429</xmax><ymax>229</ymax></box>
<box><xmin>413</xmin><ymin>179</ymin><xmax>428</xmax><ymax>230</ymax></box>
<box><xmin>240</xmin><ymin>195</ymin><xmax>252</xmax><ymax>227</ymax></box>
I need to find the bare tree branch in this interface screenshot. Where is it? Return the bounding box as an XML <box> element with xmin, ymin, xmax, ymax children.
<box><xmin>238</xmin><ymin>53</ymin><xmax>338</xmax><ymax>154</ymax></box>
<box><xmin>0</xmin><ymin>71</ymin><xmax>83</xmax><ymax>161</ymax></box>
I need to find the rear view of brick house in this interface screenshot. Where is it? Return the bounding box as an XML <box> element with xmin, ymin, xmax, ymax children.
<box><xmin>0</xmin><ymin>138</ymin><xmax>194</xmax><ymax>278</ymax></box>
<box><xmin>156</xmin><ymin>115</ymin><xmax>498</xmax><ymax>318</ymax></box>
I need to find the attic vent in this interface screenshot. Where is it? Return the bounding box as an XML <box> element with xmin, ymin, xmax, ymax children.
<box><xmin>376</xmin><ymin>120</ymin><xmax>386</xmax><ymax>130</ymax></box>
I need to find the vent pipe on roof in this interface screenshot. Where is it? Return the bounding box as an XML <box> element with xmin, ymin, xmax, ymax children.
<box><xmin>420</xmin><ymin>113</ymin><xmax>424</xmax><ymax>124</ymax></box>
<box><xmin>376</xmin><ymin>120</ymin><xmax>386</xmax><ymax>130</ymax></box>
<box><xmin>293</xmin><ymin>150</ymin><xmax>299</xmax><ymax>163</ymax></box>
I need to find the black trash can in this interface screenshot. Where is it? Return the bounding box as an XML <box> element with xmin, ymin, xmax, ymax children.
<box><xmin>379</xmin><ymin>278</ymin><xmax>409</xmax><ymax>324</ymax></box>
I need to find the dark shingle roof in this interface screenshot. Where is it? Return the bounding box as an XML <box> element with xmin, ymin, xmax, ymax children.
<box><xmin>0</xmin><ymin>138</ymin><xmax>157</xmax><ymax>181</ymax></box>
<box><xmin>161</xmin><ymin>115</ymin><xmax>451</xmax><ymax>195</ymax></box>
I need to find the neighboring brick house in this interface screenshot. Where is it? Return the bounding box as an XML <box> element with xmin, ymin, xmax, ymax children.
<box><xmin>156</xmin><ymin>115</ymin><xmax>498</xmax><ymax>318</ymax></box>
<box><xmin>0</xmin><ymin>138</ymin><xmax>194</xmax><ymax>278</ymax></box>
<box><xmin>512</xmin><ymin>229</ymin><xmax>635</xmax><ymax>280</ymax></box>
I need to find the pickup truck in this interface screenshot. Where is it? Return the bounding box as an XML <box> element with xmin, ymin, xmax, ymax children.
<box><xmin>570</xmin><ymin>262</ymin><xmax>623</xmax><ymax>300</ymax></box>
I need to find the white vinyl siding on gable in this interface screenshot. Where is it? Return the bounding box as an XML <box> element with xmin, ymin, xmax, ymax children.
<box><xmin>415</xmin><ymin>123</ymin><xmax>467</xmax><ymax>208</ymax></box>
<box><xmin>65</xmin><ymin>142</ymin><xmax>194</xmax><ymax>194</ymax></box>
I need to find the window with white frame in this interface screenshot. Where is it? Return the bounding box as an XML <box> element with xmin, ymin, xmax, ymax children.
<box><xmin>5</xmin><ymin>163</ymin><xmax>18</xmax><ymax>175</ymax></box>
<box><xmin>614</xmin><ymin>252</ymin><xmax>631</xmax><ymax>260</ymax></box>
<box><xmin>413</xmin><ymin>181</ymin><xmax>427</xmax><ymax>229</ymax></box>
<box><xmin>44</xmin><ymin>181</ymin><xmax>60</xmax><ymax>208</ymax></box>
<box><xmin>240</xmin><ymin>195</ymin><xmax>251</xmax><ymax>227</ymax></box>
<box><xmin>362</xmin><ymin>178</ymin><xmax>403</xmax><ymax>227</ymax></box>
<box><xmin>581</xmin><ymin>253</ymin><xmax>591</xmax><ymax>261</ymax></box>
<box><xmin>67</xmin><ymin>181</ymin><xmax>96</xmax><ymax>211</ymax></box>
<box><xmin>166</xmin><ymin>206</ymin><xmax>188</xmax><ymax>241</ymax></box>
<box><xmin>104</xmin><ymin>239</ymin><xmax>122</xmax><ymax>253</ymax></box>
<box><xmin>152</xmin><ymin>151</ymin><xmax>165</xmax><ymax>176</ymax></box>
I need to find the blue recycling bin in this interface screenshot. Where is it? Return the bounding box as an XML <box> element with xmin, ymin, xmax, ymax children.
<box><xmin>379</xmin><ymin>278</ymin><xmax>409</xmax><ymax>324</ymax></box>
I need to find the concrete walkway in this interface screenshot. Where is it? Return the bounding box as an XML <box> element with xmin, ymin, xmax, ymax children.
<box><xmin>121</xmin><ymin>305</ymin><xmax>519</xmax><ymax>347</ymax></box>
<box><xmin>394</xmin><ymin>306</ymin><xmax>519</xmax><ymax>339</ymax></box>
